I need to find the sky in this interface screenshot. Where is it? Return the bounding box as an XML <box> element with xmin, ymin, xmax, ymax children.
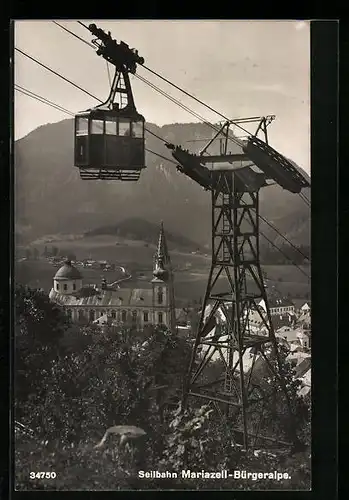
<box><xmin>14</xmin><ymin>19</ymin><xmax>310</xmax><ymax>172</ymax></box>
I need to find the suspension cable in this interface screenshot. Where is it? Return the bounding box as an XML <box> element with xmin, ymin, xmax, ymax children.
<box><xmin>16</xmin><ymin>82</ymin><xmax>309</xmax><ymax>278</ymax></box>
<box><xmin>135</xmin><ymin>72</ymin><xmax>309</xmax><ymax>261</ymax></box>
<box><xmin>52</xmin><ymin>21</ymin><xmax>229</xmax><ymax>146</ymax></box>
<box><xmin>15</xmin><ymin>47</ymin><xmax>103</xmax><ymax>104</ymax></box>
<box><xmin>299</xmin><ymin>191</ymin><xmax>310</xmax><ymax>207</ymax></box>
<box><xmin>77</xmin><ymin>21</ymin><xmax>90</xmax><ymax>31</ymax></box>
<box><xmin>140</xmin><ymin>63</ymin><xmax>311</xmax><ymax>211</ymax></box>
<box><xmin>134</xmin><ymin>73</ymin><xmax>228</xmax><ymax>142</ymax></box>
<box><xmin>142</xmin><ymin>64</ymin><xmax>229</xmax><ymax>123</ymax></box>
<box><xmin>258</xmin><ymin>232</ymin><xmax>309</xmax><ymax>279</ymax></box>
<box><xmin>72</xmin><ymin>22</ymin><xmax>243</xmax><ymax>147</ymax></box>
<box><xmin>15</xmin><ymin>85</ymin><xmax>177</xmax><ymax>166</ymax></box>
<box><xmin>258</xmin><ymin>213</ymin><xmax>309</xmax><ymax>261</ymax></box>
<box><xmin>15</xmin><ymin>46</ymin><xmax>169</xmax><ymax>146</ymax></box>
<box><xmin>15</xmin><ymin>85</ymin><xmax>75</xmax><ymax>116</ymax></box>
<box><xmin>74</xmin><ymin>21</ymin><xmax>311</xmax><ymax>194</ymax></box>
<box><xmin>52</xmin><ymin>21</ymin><xmax>95</xmax><ymax>48</ymax></box>
<box><xmin>15</xmin><ymin>42</ymin><xmax>310</xmax><ymax>276</ymax></box>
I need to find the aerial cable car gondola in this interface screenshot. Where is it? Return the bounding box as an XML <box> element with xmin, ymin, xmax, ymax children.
<box><xmin>74</xmin><ymin>24</ymin><xmax>146</xmax><ymax>181</ymax></box>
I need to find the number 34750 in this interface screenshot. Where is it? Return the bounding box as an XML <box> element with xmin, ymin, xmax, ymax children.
<box><xmin>29</xmin><ymin>472</ymin><xmax>56</xmax><ymax>479</ymax></box>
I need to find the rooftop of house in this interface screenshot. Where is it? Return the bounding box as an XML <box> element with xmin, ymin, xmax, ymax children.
<box><xmin>247</xmin><ymin>309</ymin><xmax>265</xmax><ymax>325</ymax></box>
<box><xmin>268</xmin><ymin>297</ymin><xmax>295</xmax><ymax>308</ymax></box>
<box><xmin>175</xmin><ymin>308</ymin><xmax>191</xmax><ymax>323</ymax></box>
<box><xmin>287</xmin><ymin>351</ymin><xmax>311</xmax><ymax>365</ymax></box>
<box><xmin>292</xmin><ymin>298</ymin><xmax>310</xmax><ymax>310</ymax></box>
<box><xmin>93</xmin><ymin>314</ymin><xmax>109</xmax><ymax>325</ymax></box>
<box><xmin>271</xmin><ymin>314</ymin><xmax>296</xmax><ymax>331</ymax></box>
<box><xmin>297</xmin><ymin>311</ymin><xmax>311</xmax><ymax>324</ymax></box>
<box><xmin>201</xmin><ymin>341</ymin><xmax>263</xmax><ymax>375</ymax></box>
<box><xmin>294</xmin><ymin>357</ymin><xmax>312</xmax><ymax>379</ymax></box>
<box><xmin>300</xmin><ymin>367</ymin><xmax>311</xmax><ymax>386</ymax></box>
<box><xmin>275</xmin><ymin>327</ymin><xmax>304</xmax><ymax>343</ymax></box>
<box><xmin>298</xmin><ymin>385</ymin><xmax>311</xmax><ymax>397</ymax></box>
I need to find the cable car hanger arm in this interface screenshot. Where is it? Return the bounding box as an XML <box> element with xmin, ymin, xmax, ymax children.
<box><xmin>87</xmin><ymin>24</ymin><xmax>144</xmax><ymax>73</ymax></box>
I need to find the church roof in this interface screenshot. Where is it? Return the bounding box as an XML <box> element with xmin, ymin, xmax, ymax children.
<box><xmin>49</xmin><ymin>287</ymin><xmax>154</xmax><ymax>308</ymax></box>
<box><xmin>54</xmin><ymin>260</ymin><xmax>82</xmax><ymax>280</ymax></box>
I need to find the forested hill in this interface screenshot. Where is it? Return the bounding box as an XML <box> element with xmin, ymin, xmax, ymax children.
<box><xmin>84</xmin><ymin>217</ymin><xmax>203</xmax><ymax>251</ymax></box>
<box><xmin>15</xmin><ymin>119</ymin><xmax>310</xmax><ymax>248</ymax></box>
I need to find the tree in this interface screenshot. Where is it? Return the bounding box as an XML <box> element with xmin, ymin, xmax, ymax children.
<box><xmin>15</xmin><ymin>323</ymin><xmax>191</xmax><ymax>445</ymax></box>
<box><xmin>15</xmin><ymin>284</ymin><xmax>67</xmax><ymax>412</ymax></box>
<box><xmin>247</xmin><ymin>343</ymin><xmax>310</xmax><ymax>448</ymax></box>
<box><xmin>158</xmin><ymin>402</ymin><xmax>310</xmax><ymax>490</ymax></box>
<box><xmin>14</xmin><ymin>300</ymin><xmax>310</xmax><ymax>491</ymax></box>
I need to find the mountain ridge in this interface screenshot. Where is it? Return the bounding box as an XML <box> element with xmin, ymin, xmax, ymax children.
<box><xmin>84</xmin><ymin>217</ymin><xmax>204</xmax><ymax>251</ymax></box>
<box><xmin>15</xmin><ymin>118</ymin><xmax>310</xmax><ymax>248</ymax></box>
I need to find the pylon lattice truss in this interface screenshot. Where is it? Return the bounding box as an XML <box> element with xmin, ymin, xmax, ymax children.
<box><xmin>166</xmin><ymin>116</ymin><xmax>310</xmax><ymax>451</ymax></box>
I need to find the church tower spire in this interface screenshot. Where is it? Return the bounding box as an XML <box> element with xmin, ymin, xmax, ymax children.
<box><xmin>153</xmin><ymin>221</ymin><xmax>170</xmax><ymax>279</ymax></box>
<box><xmin>152</xmin><ymin>221</ymin><xmax>176</xmax><ymax>334</ymax></box>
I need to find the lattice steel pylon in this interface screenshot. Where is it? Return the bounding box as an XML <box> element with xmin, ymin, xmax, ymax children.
<box><xmin>167</xmin><ymin>116</ymin><xmax>306</xmax><ymax>451</ymax></box>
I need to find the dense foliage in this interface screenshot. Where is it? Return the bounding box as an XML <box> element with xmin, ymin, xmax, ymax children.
<box><xmin>15</xmin><ymin>285</ymin><xmax>311</xmax><ymax>491</ymax></box>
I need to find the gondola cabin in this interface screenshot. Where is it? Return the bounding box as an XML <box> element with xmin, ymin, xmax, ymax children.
<box><xmin>74</xmin><ymin>106</ymin><xmax>146</xmax><ymax>181</ymax></box>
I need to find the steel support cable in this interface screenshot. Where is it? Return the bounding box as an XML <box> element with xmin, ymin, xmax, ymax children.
<box><xmin>16</xmin><ymin>45</ymin><xmax>310</xmax><ymax>276</ymax></box>
<box><xmin>15</xmin><ymin>46</ymin><xmax>167</xmax><ymax>146</ymax></box>
<box><xmin>15</xmin><ymin>47</ymin><xmax>104</xmax><ymax>104</ymax></box>
<box><xmin>136</xmin><ymin>73</ymin><xmax>309</xmax><ymax>262</ymax></box>
<box><xmin>53</xmin><ymin>20</ymin><xmax>95</xmax><ymax>48</ymax></box>
<box><xmin>53</xmin><ymin>21</ymin><xmax>226</xmax><ymax>147</ymax></box>
<box><xmin>139</xmin><ymin>64</ymin><xmax>311</xmax><ymax>211</ymax></box>
<box><xmin>74</xmin><ymin>22</ymin><xmax>241</xmax><ymax>145</ymax></box>
<box><xmin>79</xmin><ymin>18</ymin><xmax>233</xmax><ymax>124</ymax></box>
<box><xmin>52</xmin><ymin>22</ymin><xmax>112</xmax><ymax>99</ymax></box>
<box><xmin>75</xmin><ymin>20</ymin><xmax>311</xmax><ymax>208</ymax></box>
<box><xmin>15</xmin><ymin>85</ymin><xmax>178</xmax><ymax>166</ymax></box>
<box><xmin>299</xmin><ymin>191</ymin><xmax>310</xmax><ymax>207</ymax></box>
<box><xmin>77</xmin><ymin>20</ymin><xmax>90</xmax><ymax>30</ymax></box>
<box><xmin>134</xmin><ymin>73</ymin><xmax>222</xmax><ymax>134</ymax></box>
<box><xmin>257</xmin><ymin>213</ymin><xmax>309</xmax><ymax>261</ymax></box>
<box><xmin>16</xmin><ymin>84</ymin><xmax>310</xmax><ymax>279</ymax></box>
<box><xmin>73</xmin><ymin>19</ymin><xmax>312</xmax><ymax>214</ymax></box>
<box><xmin>256</xmin><ymin>229</ymin><xmax>309</xmax><ymax>279</ymax></box>
<box><xmin>15</xmin><ymin>85</ymin><xmax>75</xmax><ymax>116</ymax></box>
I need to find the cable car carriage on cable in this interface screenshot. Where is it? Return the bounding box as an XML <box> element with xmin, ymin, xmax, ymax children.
<box><xmin>74</xmin><ymin>24</ymin><xmax>146</xmax><ymax>181</ymax></box>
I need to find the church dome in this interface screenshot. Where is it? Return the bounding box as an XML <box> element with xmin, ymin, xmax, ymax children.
<box><xmin>54</xmin><ymin>260</ymin><xmax>82</xmax><ymax>280</ymax></box>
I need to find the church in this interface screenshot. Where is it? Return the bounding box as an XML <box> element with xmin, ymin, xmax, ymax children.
<box><xmin>49</xmin><ymin>222</ymin><xmax>176</xmax><ymax>333</ymax></box>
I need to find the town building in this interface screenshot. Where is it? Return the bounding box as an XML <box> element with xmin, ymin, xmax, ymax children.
<box><xmin>300</xmin><ymin>301</ymin><xmax>311</xmax><ymax>313</ymax></box>
<box><xmin>297</xmin><ymin>309</ymin><xmax>311</xmax><ymax>331</ymax></box>
<box><xmin>49</xmin><ymin>222</ymin><xmax>176</xmax><ymax>333</ymax></box>
<box><xmin>257</xmin><ymin>297</ymin><xmax>295</xmax><ymax>316</ymax></box>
